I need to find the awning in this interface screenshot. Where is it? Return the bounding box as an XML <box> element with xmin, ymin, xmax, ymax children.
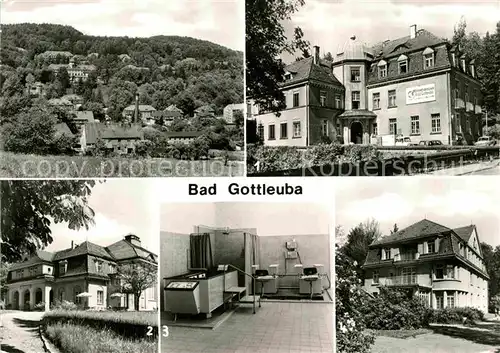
<box><xmin>338</xmin><ymin>109</ymin><xmax>377</xmax><ymax>119</ymax></box>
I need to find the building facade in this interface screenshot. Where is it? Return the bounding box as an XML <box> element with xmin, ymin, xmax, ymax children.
<box><xmin>362</xmin><ymin>219</ymin><xmax>489</xmax><ymax>313</ymax></box>
<box><xmin>6</xmin><ymin>234</ymin><xmax>158</xmax><ymax>312</ymax></box>
<box><xmin>252</xmin><ymin>47</ymin><xmax>345</xmax><ymax>146</ymax></box>
<box><xmin>223</xmin><ymin>103</ymin><xmax>244</xmax><ymax>124</ymax></box>
<box><xmin>249</xmin><ymin>25</ymin><xmax>483</xmax><ymax>146</ymax></box>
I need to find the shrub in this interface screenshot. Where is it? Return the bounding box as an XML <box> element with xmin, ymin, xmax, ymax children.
<box><xmin>430</xmin><ymin>307</ymin><xmax>485</xmax><ymax>324</ymax></box>
<box><xmin>51</xmin><ymin>300</ymin><xmax>79</xmax><ymax>311</ymax></box>
<box><xmin>342</xmin><ymin>144</ymin><xmax>380</xmax><ymax>162</ymax></box>
<box><xmin>336</xmin><ymin>247</ymin><xmax>374</xmax><ymax>353</ymax></box>
<box><xmin>360</xmin><ymin>287</ymin><xmax>432</xmax><ymax>330</ymax></box>
<box><xmin>34</xmin><ymin>302</ymin><xmax>46</xmax><ymax>311</ymax></box>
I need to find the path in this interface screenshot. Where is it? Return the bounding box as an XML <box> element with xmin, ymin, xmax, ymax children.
<box><xmin>0</xmin><ymin>311</ymin><xmax>45</xmax><ymax>353</ymax></box>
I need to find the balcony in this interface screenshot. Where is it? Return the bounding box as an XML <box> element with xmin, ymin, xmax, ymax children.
<box><xmin>474</xmin><ymin>105</ymin><xmax>482</xmax><ymax>114</ymax></box>
<box><xmin>454</xmin><ymin>98</ymin><xmax>465</xmax><ymax>110</ymax></box>
<box><xmin>466</xmin><ymin>102</ymin><xmax>474</xmax><ymax>112</ymax></box>
<box><xmin>383</xmin><ymin>275</ymin><xmax>420</xmax><ymax>286</ymax></box>
<box><xmin>394</xmin><ymin>252</ymin><xmax>420</xmax><ymax>262</ymax></box>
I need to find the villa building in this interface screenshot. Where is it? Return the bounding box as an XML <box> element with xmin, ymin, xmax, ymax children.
<box><xmin>122</xmin><ymin>104</ymin><xmax>156</xmax><ymax>124</ymax></box>
<box><xmin>249</xmin><ymin>24</ymin><xmax>483</xmax><ymax>146</ymax></box>
<box><xmin>6</xmin><ymin>234</ymin><xmax>158</xmax><ymax>312</ymax></box>
<box><xmin>362</xmin><ymin>219</ymin><xmax>489</xmax><ymax>313</ymax></box>
<box><xmin>223</xmin><ymin>103</ymin><xmax>244</xmax><ymax>124</ymax></box>
<box><xmin>48</xmin><ymin>58</ymin><xmax>96</xmax><ymax>83</ymax></box>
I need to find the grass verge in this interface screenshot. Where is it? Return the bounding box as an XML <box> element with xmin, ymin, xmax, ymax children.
<box><xmin>45</xmin><ymin>322</ymin><xmax>156</xmax><ymax>353</ymax></box>
<box><xmin>368</xmin><ymin>328</ymin><xmax>432</xmax><ymax>339</ymax></box>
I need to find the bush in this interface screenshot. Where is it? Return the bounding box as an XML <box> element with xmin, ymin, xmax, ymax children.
<box><xmin>51</xmin><ymin>300</ymin><xmax>79</xmax><ymax>311</ymax></box>
<box><xmin>360</xmin><ymin>287</ymin><xmax>432</xmax><ymax>330</ymax></box>
<box><xmin>34</xmin><ymin>302</ymin><xmax>46</xmax><ymax>311</ymax></box>
<box><xmin>336</xmin><ymin>248</ymin><xmax>374</xmax><ymax>353</ymax></box>
<box><xmin>430</xmin><ymin>307</ymin><xmax>485</xmax><ymax>324</ymax></box>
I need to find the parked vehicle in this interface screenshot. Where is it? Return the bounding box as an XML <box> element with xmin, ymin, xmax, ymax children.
<box><xmin>395</xmin><ymin>136</ymin><xmax>413</xmax><ymax>146</ymax></box>
<box><xmin>419</xmin><ymin>140</ymin><xmax>443</xmax><ymax>146</ymax></box>
<box><xmin>474</xmin><ymin>136</ymin><xmax>497</xmax><ymax>146</ymax></box>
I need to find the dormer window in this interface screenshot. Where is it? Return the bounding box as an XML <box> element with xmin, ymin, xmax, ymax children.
<box><xmin>95</xmin><ymin>260</ymin><xmax>103</xmax><ymax>273</ymax></box>
<box><xmin>284</xmin><ymin>71</ymin><xmax>294</xmax><ymax>80</ymax></box>
<box><xmin>423</xmin><ymin>47</ymin><xmax>434</xmax><ymax>68</ymax></box>
<box><xmin>377</xmin><ymin>60</ymin><xmax>387</xmax><ymax>78</ymax></box>
<box><xmin>427</xmin><ymin>241</ymin><xmax>435</xmax><ymax>253</ymax></box>
<box><xmin>59</xmin><ymin>260</ymin><xmax>68</xmax><ymax>275</ymax></box>
<box><xmin>397</xmin><ymin>55</ymin><xmax>408</xmax><ymax>74</ymax></box>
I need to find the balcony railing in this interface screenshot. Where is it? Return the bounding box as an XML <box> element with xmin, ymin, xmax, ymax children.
<box><xmin>393</xmin><ymin>252</ymin><xmax>420</xmax><ymax>262</ymax></box>
<box><xmin>466</xmin><ymin>102</ymin><xmax>474</xmax><ymax>112</ymax></box>
<box><xmin>454</xmin><ymin>98</ymin><xmax>465</xmax><ymax>109</ymax></box>
<box><xmin>383</xmin><ymin>275</ymin><xmax>419</xmax><ymax>286</ymax></box>
<box><xmin>474</xmin><ymin>105</ymin><xmax>482</xmax><ymax>114</ymax></box>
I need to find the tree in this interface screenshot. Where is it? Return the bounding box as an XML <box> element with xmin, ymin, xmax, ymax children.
<box><xmin>481</xmin><ymin>242</ymin><xmax>500</xmax><ymax>311</ymax></box>
<box><xmin>390</xmin><ymin>223</ymin><xmax>399</xmax><ymax>234</ymax></box>
<box><xmin>341</xmin><ymin>219</ymin><xmax>381</xmax><ymax>269</ymax></box>
<box><xmin>452</xmin><ymin>16</ymin><xmax>467</xmax><ymax>49</ymax></box>
<box><xmin>0</xmin><ymin>262</ymin><xmax>10</xmax><ymax>302</ymax></box>
<box><xmin>324</xmin><ymin>52</ymin><xmax>334</xmax><ymax>61</ymax></box>
<box><xmin>1</xmin><ymin>180</ymin><xmax>97</xmax><ymax>262</ymax></box>
<box><xmin>115</xmin><ymin>261</ymin><xmax>157</xmax><ymax>311</ymax></box>
<box><xmin>246</xmin><ymin>0</ymin><xmax>309</xmax><ymax>114</ymax></box>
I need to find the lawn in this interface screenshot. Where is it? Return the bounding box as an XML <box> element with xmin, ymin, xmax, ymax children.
<box><xmin>0</xmin><ymin>151</ymin><xmax>244</xmax><ymax>177</ymax></box>
<box><xmin>45</xmin><ymin>322</ymin><xmax>157</xmax><ymax>353</ymax></box>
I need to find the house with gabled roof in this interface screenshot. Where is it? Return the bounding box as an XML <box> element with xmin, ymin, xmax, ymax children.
<box><xmin>250</xmin><ymin>46</ymin><xmax>345</xmax><ymax>146</ymax></box>
<box><xmin>5</xmin><ymin>234</ymin><xmax>157</xmax><ymax>312</ymax></box>
<box><xmin>79</xmin><ymin>122</ymin><xmax>143</xmax><ymax>154</ymax></box>
<box><xmin>362</xmin><ymin>219</ymin><xmax>489</xmax><ymax>313</ymax></box>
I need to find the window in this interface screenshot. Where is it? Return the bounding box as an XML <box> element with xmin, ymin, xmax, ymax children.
<box><xmin>446</xmin><ymin>265</ymin><xmax>455</xmax><ymax>279</ymax></box>
<box><xmin>97</xmin><ymin>290</ymin><xmax>104</xmax><ymax>305</ymax></box>
<box><xmin>268</xmin><ymin>124</ymin><xmax>275</xmax><ymax>140</ymax></box>
<box><xmin>59</xmin><ymin>261</ymin><xmax>67</xmax><ymax>275</ymax></box>
<box><xmin>148</xmin><ymin>282</ymin><xmax>156</xmax><ymax>300</ymax></box>
<box><xmin>424</xmin><ymin>54</ymin><xmax>434</xmax><ymax>68</ymax></box>
<box><xmin>320</xmin><ymin>90</ymin><xmax>327</xmax><ymax>106</ymax></box>
<box><xmin>388</xmin><ymin>90</ymin><xmax>396</xmax><ymax>107</ymax></box>
<box><xmin>322</xmin><ymin>119</ymin><xmax>328</xmax><ymax>136</ymax></box>
<box><xmin>470</xmin><ymin>272</ymin><xmax>474</xmax><ymax>286</ymax></box>
<box><xmin>59</xmin><ymin>288</ymin><xmax>65</xmax><ymax>301</ymax></box>
<box><xmin>373</xmin><ymin>123</ymin><xmax>378</xmax><ymax>136</ymax></box>
<box><xmin>280</xmin><ymin>123</ymin><xmax>287</xmax><ymax>139</ymax></box>
<box><xmin>384</xmin><ymin>249</ymin><xmax>391</xmax><ymax>259</ymax></box>
<box><xmin>293</xmin><ymin>92</ymin><xmax>300</xmax><ymax>107</ymax></box>
<box><xmin>401</xmin><ymin>267</ymin><xmax>416</xmax><ymax>284</ymax></box>
<box><xmin>350</xmin><ymin>67</ymin><xmax>360</xmax><ymax>82</ymax></box>
<box><xmin>379</xmin><ymin>65</ymin><xmax>387</xmax><ymax>78</ymax></box>
<box><xmin>293</xmin><ymin>121</ymin><xmax>301</xmax><ymax>137</ymax></box>
<box><xmin>352</xmin><ymin>91</ymin><xmax>360</xmax><ymax>109</ymax></box>
<box><xmin>372</xmin><ymin>93</ymin><xmax>380</xmax><ymax>109</ymax></box>
<box><xmin>258</xmin><ymin>123</ymin><xmax>264</xmax><ymax>139</ymax></box>
<box><xmin>427</xmin><ymin>241</ymin><xmax>435</xmax><ymax>253</ymax></box>
<box><xmin>447</xmin><ymin>293</ymin><xmax>455</xmax><ymax>308</ymax></box>
<box><xmin>95</xmin><ymin>260</ymin><xmax>102</xmax><ymax>273</ymax></box>
<box><xmin>436</xmin><ymin>293</ymin><xmax>444</xmax><ymax>309</ymax></box>
<box><xmin>389</xmin><ymin>118</ymin><xmax>397</xmax><ymax>135</ymax></box>
<box><xmin>436</xmin><ymin>264</ymin><xmax>444</xmax><ymax>279</ymax></box>
<box><xmin>335</xmin><ymin>94</ymin><xmax>341</xmax><ymax>108</ymax></box>
<box><xmin>399</xmin><ymin>60</ymin><xmax>408</xmax><ymax>74</ymax></box>
<box><xmin>411</xmin><ymin>116</ymin><xmax>420</xmax><ymax>134</ymax></box>
<box><xmin>74</xmin><ymin>286</ymin><xmax>82</xmax><ymax>304</ymax></box>
<box><xmin>431</xmin><ymin>113</ymin><xmax>441</xmax><ymax>133</ymax></box>
<box><xmin>373</xmin><ymin>270</ymin><xmax>379</xmax><ymax>284</ymax></box>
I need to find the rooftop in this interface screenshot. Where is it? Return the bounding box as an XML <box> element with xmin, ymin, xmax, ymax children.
<box><xmin>282</xmin><ymin>56</ymin><xmax>342</xmax><ymax>88</ymax></box>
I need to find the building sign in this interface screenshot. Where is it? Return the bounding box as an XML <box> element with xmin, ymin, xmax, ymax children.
<box><xmin>406</xmin><ymin>84</ymin><xmax>436</xmax><ymax>105</ymax></box>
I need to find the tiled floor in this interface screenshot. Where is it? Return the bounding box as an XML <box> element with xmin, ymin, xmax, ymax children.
<box><xmin>161</xmin><ymin>302</ymin><xmax>334</xmax><ymax>353</ymax></box>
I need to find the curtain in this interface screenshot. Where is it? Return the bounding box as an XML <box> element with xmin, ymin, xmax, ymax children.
<box><xmin>190</xmin><ymin>233</ymin><xmax>213</xmax><ymax>269</ymax></box>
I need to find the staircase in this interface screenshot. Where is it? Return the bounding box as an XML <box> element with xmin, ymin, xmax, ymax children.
<box><xmin>222</xmin><ymin>265</ymin><xmax>261</xmax><ymax>314</ymax></box>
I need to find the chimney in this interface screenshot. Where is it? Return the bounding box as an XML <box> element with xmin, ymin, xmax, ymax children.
<box><xmin>313</xmin><ymin>45</ymin><xmax>320</xmax><ymax>65</ymax></box>
<box><xmin>71</xmin><ymin>240</ymin><xmax>74</xmax><ymax>249</ymax></box>
<box><xmin>133</xmin><ymin>92</ymin><xmax>139</xmax><ymax>124</ymax></box>
<box><xmin>410</xmin><ymin>24</ymin><xmax>417</xmax><ymax>39</ymax></box>
<box><xmin>125</xmin><ymin>234</ymin><xmax>141</xmax><ymax>247</ymax></box>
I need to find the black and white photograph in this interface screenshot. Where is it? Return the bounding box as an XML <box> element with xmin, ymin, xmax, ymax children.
<box><xmin>0</xmin><ymin>0</ymin><xmax>244</xmax><ymax>178</ymax></box>
<box><xmin>160</xmin><ymin>202</ymin><xmax>333</xmax><ymax>353</ymax></box>
<box><xmin>246</xmin><ymin>0</ymin><xmax>500</xmax><ymax>176</ymax></box>
<box><xmin>0</xmin><ymin>180</ymin><xmax>159</xmax><ymax>353</ymax></box>
<box><xmin>335</xmin><ymin>177</ymin><xmax>500</xmax><ymax>353</ymax></box>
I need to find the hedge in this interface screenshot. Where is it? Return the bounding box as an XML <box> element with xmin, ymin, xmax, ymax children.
<box><xmin>42</xmin><ymin>310</ymin><xmax>158</xmax><ymax>340</ymax></box>
<box><xmin>430</xmin><ymin>307</ymin><xmax>485</xmax><ymax>324</ymax></box>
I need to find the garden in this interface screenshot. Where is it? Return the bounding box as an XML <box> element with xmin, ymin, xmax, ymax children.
<box><xmin>336</xmin><ymin>247</ymin><xmax>500</xmax><ymax>353</ymax></box>
<box><xmin>41</xmin><ymin>303</ymin><xmax>158</xmax><ymax>353</ymax></box>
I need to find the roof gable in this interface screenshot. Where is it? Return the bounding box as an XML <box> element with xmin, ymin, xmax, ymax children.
<box><xmin>53</xmin><ymin>241</ymin><xmax>114</xmax><ymax>261</ymax></box>
<box><xmin>10</xmin><ymin>250</ymin><xmax>54</xmax><ymax>271</ymax></box>
<box><xmin>371</xmin><ymin>219</ymin><xmax>451</xmax><ymax>246</ymax></box>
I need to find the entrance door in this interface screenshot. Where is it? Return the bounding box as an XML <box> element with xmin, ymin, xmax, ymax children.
<box><xmin>350</xmin><ymin>121</ymin><xmax>363</xmax><ymax>144</ymax></box>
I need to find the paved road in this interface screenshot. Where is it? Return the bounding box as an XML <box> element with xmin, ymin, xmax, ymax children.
<box><xmin>0</xmin><ymin>311</ymin><xmax>45</xmax><ymax>353</ymax></box>
<box><xmin>463</xmin><ymin>165</ymin><xmax>500</xmax><ymax>175</ymax></box>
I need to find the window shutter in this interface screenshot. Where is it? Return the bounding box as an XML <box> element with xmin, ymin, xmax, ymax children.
<box><xmin>435</xmin><ymin>238</ymin><xmax>440</xmax><ymax>252</ymax></box>
<box><xmin>422</xmin><ymin>242</ymin><xmax>427</xmax><ymax>254</ymax></box>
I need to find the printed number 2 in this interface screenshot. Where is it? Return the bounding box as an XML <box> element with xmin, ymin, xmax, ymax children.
<box><xmin>162</xmin><ymin>325</ymin><xmax>169</xmax><ymax>337</ymax></box>
<box><xmin>146</xmin><ymin>326</ymin><xmax>153</xmax><ymax>336</ymax></box>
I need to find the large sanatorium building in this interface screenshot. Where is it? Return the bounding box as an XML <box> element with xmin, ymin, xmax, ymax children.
<box><xmin>249</xmin><ymin>25</ymin><xmax>483</xmax><ymax>146</ymax></box>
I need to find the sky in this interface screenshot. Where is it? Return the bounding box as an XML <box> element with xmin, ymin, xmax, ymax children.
<box><xmin>0</xmin><ymin>0</ymin><xmax>244</xmax><ymax>51</ymax></box>
<box><xmin>335</xmin><ymin>177</ymin><xmax>500</xmax><ymax>247</ymax></box>
<box><xmin>160</xmin><ymin>202</ymin><xmax>331</xmax><ymax>236</ymax></box>
<box><xmin>282</xmin><ymin>0</ymin><xmax>500</xmax><ymax>62</ymax></box>
<box><xmin>47</xmin><ymin>179</ymin><xmax>158</xmax><ymax>253</ymax></box>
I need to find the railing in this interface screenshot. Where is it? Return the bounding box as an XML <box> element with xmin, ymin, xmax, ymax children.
<box><xmin>222</xmin><ymin>264</ymin><xmax>257</xmax><ymax>314</ymax></box>
<box><xmin>384</xmin><ymin>275</ymin><xmax>419</xmax><ymax>286</ymax></box>
<box><xmin>394</xmin><ymin>252</ymin><xmax>419</xmax><ymax>262</ymax></box>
